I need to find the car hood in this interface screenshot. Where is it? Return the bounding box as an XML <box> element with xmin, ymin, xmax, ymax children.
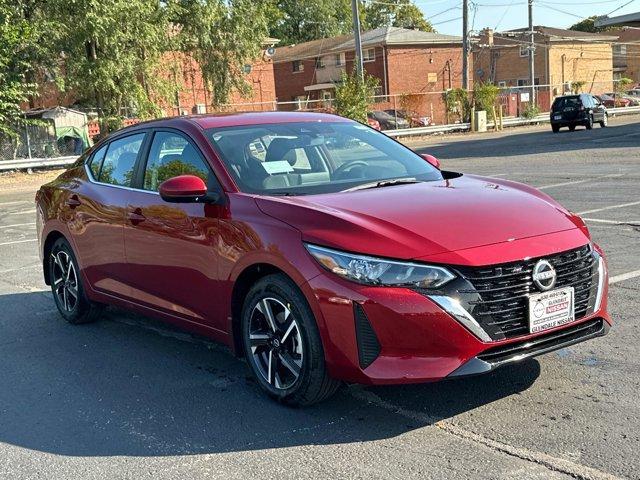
<box><xmin>256</xmin><ymin>174</ymin><xmax>583</xmax><ymax>261</ymax></box>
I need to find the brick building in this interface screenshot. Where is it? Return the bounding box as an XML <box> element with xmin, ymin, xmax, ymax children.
<box><xmin>474</xmin><ymin>27</ymin><xmax>616</xmax><ymax>109</ymax></box>
<box><xmin>27</xmin><ymin>40</ymin><xmax>279</xmax><ymax>116</ymax></box>
<box><xmin>610</xmin><ymin>27</ymin><xmax>640</xmax><ymax>84</ymax></box>
<box><xmin>272</xmin><ymin>27</ymin><xmax>470</xmax><ymax>124</ymax></box>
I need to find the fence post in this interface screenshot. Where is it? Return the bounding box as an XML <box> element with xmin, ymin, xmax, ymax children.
<box><xmin>470</xmin><ymin>106</ymin><xmax>476</xmax><ymax>132</ymax></box>
<box><xmin>499</xmin><ymin>104</ymin><xmax>504</xmax><ymax>130</ymax></box>
<box><xmin>24</xmin><ymin>115</ymin><xmax>32</xmax><ymax>159</ymax></box>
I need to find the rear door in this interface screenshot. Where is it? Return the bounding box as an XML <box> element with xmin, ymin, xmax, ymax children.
<box><xmin>122</xmin><ymin>129</ymin><xmax>226</xmax><ymax>332</ymax></box>
<box><xmin>591</xmin><ymin>95</ymin><xmax>606</xmax><ymax>121</ymax></box>
<box><xmin>71</xmin><ymin>132</ymin><xmax>146</xmax><ymax>297</ymax></box>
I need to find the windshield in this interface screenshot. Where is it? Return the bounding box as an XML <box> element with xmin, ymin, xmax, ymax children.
<box><xmin>206</xmin><ymin>121</ymin><xmax>442</xmax><ymax>195</ymax></box>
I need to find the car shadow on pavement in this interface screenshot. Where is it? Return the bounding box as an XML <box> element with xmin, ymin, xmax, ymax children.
<box><xmin>413</xmin><ymin>120</ymin><xmax>639</xmax><ymax>160</ymax></box>
<box><xmin>0</xmin><ymin>291</ymin><xmax>540</xmax><ymax>457</ymax></box>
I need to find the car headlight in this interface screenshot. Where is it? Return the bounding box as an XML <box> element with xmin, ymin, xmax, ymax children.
<box><xmin>305</xmin><ymin>244</ymin><xmax>455</xmax><ymax>288</ymax></box>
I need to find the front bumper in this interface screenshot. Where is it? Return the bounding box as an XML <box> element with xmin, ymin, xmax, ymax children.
<box><xmin>306</xmin><ymin>243</ymin><xmax>611</xmax><ymax>385</ymax></box>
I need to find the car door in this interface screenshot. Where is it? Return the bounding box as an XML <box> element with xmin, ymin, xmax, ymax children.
<box><xmin>122</xmin><ymin>129</ymin><xmax>226</xmax><ymax>332</ymax></box>
<box><xmin>70</xmin><ymin>132</ymin><xmax>146</xmax><ymax>297</ymax></box>
<box><xmin>591</xmin><ymin>95</ymin><xmax>606</xmax><ymax>121</ymax></box>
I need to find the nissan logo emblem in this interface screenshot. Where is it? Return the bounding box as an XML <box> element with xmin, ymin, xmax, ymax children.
<box><xmin>532</xmin><ymin>259</ymin><xmax>557</xmax><ymax>291</ymax></box>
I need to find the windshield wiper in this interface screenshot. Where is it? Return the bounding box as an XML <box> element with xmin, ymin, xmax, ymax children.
<box><xmin>342</xmin><ymin>177</ymin><xmax>420</xmax><ymax>192</ymax></box>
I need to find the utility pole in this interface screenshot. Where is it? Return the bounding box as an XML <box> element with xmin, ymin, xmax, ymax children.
<box><xmin>351</xmin><ymin>0</ymin><xmax>364</xmax><ymax>81</ymax></box>
<box><xmin>462</xmin><ymin>0</ymin><xmax>469</xmax><ymax>90</ymax></box>
<box><xmin>528</xmin><ymin>0</ymin><xmax>536</xmax><ymax>104</ymax></box>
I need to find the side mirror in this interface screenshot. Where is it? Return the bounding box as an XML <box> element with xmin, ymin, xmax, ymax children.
<box><xmin>420</xmin><ymin>153</ymin><xmax>441</xmax><ymax>170</ymax></box>
<box><xmin>159</xmin><ymin>175</ymin><xmax>214</xmax><ymax>203</ymax></box>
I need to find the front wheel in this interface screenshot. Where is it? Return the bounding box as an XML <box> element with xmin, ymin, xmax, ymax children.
<box><xmin>49</xmin><ymin>237</ymin><xmax>102</xmax><ymax>324</ymax></box>
<box><xmin>585</xmin><ymin>115</ymin><xmax>594</xmax><ymax>130</ymax></box>
<box><xmin>241</xmin><ymin>274</ymin><xmax>341</xmax><ymax>406</ymax></box>
<box><xmin>600</xmin><ymin>114</ymin><xmax>608</xmax><ymax>128</ymax></box>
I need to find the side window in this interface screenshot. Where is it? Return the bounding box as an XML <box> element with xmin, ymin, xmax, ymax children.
<box><xmin>98</xmin><ymin>134</ymin><xmax>145</xmax><ymax>186</ymax></box>
<box><xmin>143</xmin><ymin>131</ymin><xmax>210</xmax><ymax>192</ymax></box>
<box><xmin>88</xmin><ymin>144</ymin><xmax>107</xmax><ymax>179</ymax></box>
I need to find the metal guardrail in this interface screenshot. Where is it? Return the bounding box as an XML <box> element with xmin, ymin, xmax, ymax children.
<box><xmin>385</xmin><ymin>105</ymin><xmax>640</xmax><ymax>138</ymax></box>
<box><xmin>1</xmin><ymin>106</ymin><xmax>639</xmax><ymax>171</ymax></box>
<box><xmin>0</xmin><ymin>156</ymin><xmax>78</xmax><ymax>172</ymax></box>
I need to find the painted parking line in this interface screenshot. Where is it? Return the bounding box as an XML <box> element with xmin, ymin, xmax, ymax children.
<box><xmin>0</xmin><ymin>263</ymin><xmax>40</xmax><ymax>274</ymax></box>
<box><xmin>0</xmin><ymin>200</ymin><xmax>30</xmax><ymax>207</ymax></box>
<box><xmin>0</xmin><ymin>238</ymin><xmax>37</xmax><ymax>247</ymax></box>
<box><xmin>584</xmin><ymin>218</ymin><xmax>640</xmax><ymax>225</ymax></box>
<box><xmin>0</xmin><ymin>222</ymin><xmax>36</xmax><ymax>229</ymax></box>
<box><xmin>578</xmin><ymin>200</ymin><xmax>640</xmax><ymax>216</ymax></box>
<box><xmin>538</xmin><ymin>173</ymin><xmax>624</xmax><ymax>190</ymax></box>
<box><xmin>610</xmin><ymin>269</ymin><xmax>640</xmax><ymax>285</ymax></box>
<box><xmin>7</xmin><ymin>209</ymin><xmax>36</xmax><ymax>216</ymax></box>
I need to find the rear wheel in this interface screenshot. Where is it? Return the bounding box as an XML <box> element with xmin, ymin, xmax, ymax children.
<box><xmin>241</xmin><ymin>274</ymin><xmax>340</xmax><ymax>406</ymax></box>
<box><xmin>600</xmin><ymin>114</ymin><xmax>608</xmax><ymax>128</ymax></box>
<box><xmin>585</xmin><ymin>115</ymin><xmax>594</xmax><ymax>130</ymax></box>
<box><xmin>552</xmin><ymin>124</ymin><xmax>560</xmax><ymax>133</ymax></box>
<box><xmin>49</xmin><ymin>238</ymin><xmax>102</xmax><ymax>324</ymax></box>
<box><xmin>568</xmin><ymin>125</ymin><xmax>576</xmax><ymax>132</ymax></box>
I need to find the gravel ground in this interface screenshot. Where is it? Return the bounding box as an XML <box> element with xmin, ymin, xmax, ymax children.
<box><xmin>0</xmin><ymin>116</ymin><xmax>638</xmax><ymax>479</ymax></box>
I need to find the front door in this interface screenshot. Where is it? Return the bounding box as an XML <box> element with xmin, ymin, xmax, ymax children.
<box><xmin>70</xmin><ymin>132</ymin><xmax>146</xmax><ymax>297</ymax></box>
<box><xmin>122</xmin><ymin>130</ymin><xmax>226</xmax><ymax>333</ymax></box>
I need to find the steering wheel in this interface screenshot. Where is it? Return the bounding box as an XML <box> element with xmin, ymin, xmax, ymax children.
<box><xmin>333</xmin><ymin>160</ymin><xmax>369</xmax><ymax>180</ymax></box>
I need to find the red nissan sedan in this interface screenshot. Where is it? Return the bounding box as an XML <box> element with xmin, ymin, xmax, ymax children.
<box><xmin>36</xmin><ymin>112</ymin><xmax>610</xmax><ymax>405</ymax></box>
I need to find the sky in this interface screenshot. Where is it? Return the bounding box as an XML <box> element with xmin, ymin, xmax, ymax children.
<box><xmin>415</xmin><ymin>0</ymin><xmax>640</xmax><ymax>35</ymax></box>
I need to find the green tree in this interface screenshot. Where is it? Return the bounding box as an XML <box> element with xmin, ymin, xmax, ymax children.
<box><xmin>333</xmin><ymin>71</ymin><xmax>379</xmax><ymax>123</ymax></box>
<box><xmin>268</xmin><ymin>0</ymin><xmax>353</xmax><ymax>45</ymax></box>
<box><xmin>45</xmin><ymin>0</ymin><xmax>171</xmax><ymax>120</ymax></box>
<box><xmin>0</xmin><ymin>0</ymin><xmax>53</xmax><ymax>136</ymax></box>
<box><xmin>569</xmin><ymin>16</ymin><xmax>612</xmax><ymax>33</ymax></box>
<box><xmin>173</xmin><ymin>0</ymin><xmax>271</xmax><ymax>106</ymax></box>
<box><xmin>365</xmin><ymin>0</ymin><xmax>433</xmax><ymax>32</ymax></box>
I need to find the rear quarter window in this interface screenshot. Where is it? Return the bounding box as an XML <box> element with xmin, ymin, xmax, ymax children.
<box><xmin>87</xmin><ymin>144</ymin><xmax>107</xmax><ymax>179</ymax></box>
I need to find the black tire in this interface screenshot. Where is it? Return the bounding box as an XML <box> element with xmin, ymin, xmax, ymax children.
<box><xmin>585</xmin><ymin>115</ymin><xmax>593</xmax><ymax>130</ymax></box>
<box><xmin>599</xmin><ymin>114</ymin><xmax>608</xmax><ymax>128</ymax></box>
<box><xmin>552</xmin><ymin>124</ymin><xmax>560</xmax><ymax>133</ymax></box>
<box><xmin>241</xmin><ymin>273</ymin><xmax>341</xmax><ymax>406</ymax></box>
<box><xmin>568</xmin><ymin>125</ymin><xmax>576</xmax><ymax>132</ymax></box>
<box><xmin>48</xmin><ymin>237</ymin><xmax>102</xmax><ymax>324</ymax></box>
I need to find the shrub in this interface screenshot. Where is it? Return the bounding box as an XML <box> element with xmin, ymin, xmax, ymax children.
<box><xmin>333</xmin><ymin>72</ymin><xmax>379</xmax><ymax>123</ymax></box>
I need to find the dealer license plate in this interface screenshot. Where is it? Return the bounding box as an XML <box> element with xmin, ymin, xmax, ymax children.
<box><xmin>528</xmin><ymin>287</ymin><xmax>575</xmax><ymax>334</ymax></box>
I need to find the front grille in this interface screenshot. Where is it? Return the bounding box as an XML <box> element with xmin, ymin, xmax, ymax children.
<box><xmin>477</xmin><ymin>318</ymin><xmax>605</xmax><ymax>365</ymax></box>
<box><xmin>452</xmin><ymin>244</ymin><xmax>597</xmax><ymax>341</ymax></box>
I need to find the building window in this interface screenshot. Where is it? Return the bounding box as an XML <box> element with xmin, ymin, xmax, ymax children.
<box><xmin>498</xmin><ymin>81</ymin><xmax>507</xmax><ymax>88</ymax></box>
<box><xmin>613</xmin><ymin>44</ymin><xmax>627</xmax><ymax>56</ymax></box>
<box><xmin>363</xmin><ymin>48</ymin><xmax>375</xmax><ymax>62</ymax></box>
<box><xmin>519</xmin><ymin>45</ymin><xmax>529</xmax><ymax>57</ymax></box>
<box><xmin>292</xmin><ymin>60</ymin><xmax>304</xmax><ymax>73</ymax></box>
<box><xmin>335</xmin><ymin>52</ymin><xmax>345</xmax><ymax>67</ymax></box>
<box><xmin>315</xmin><ymin>56</ymin><xmax>326</xmax><ymax>69</ymax></box>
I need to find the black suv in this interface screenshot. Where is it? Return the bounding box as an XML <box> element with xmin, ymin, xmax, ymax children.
<box><xmin>550</xmin><ymin>94</ymin><xmax>607</xmax><ymax>133</ymax></box>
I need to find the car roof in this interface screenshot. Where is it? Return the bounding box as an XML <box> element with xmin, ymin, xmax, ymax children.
<box><xmin>116</xmin><ymin>111</ymin><xmax>351</xmax><ymax>134</ymax></box>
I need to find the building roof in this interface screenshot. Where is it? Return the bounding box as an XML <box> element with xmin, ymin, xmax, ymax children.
<box><xmin>273</xmin><ymin>27</ymin><xmax>463</xmax><ymax>63</ymax></box>
<box><xmin>595</xmin><ymin>12</ymin><xmax>640</xmax><ymax>28</ymax></box>
<box><xmin>610</xmin><ymin>27</ymin><xmax>640</xmax><ymax>43</ymax></box>
<box><xmin>504</xmin><ymin>26</ymin><xmax>619</xmax><ymax>42</ymax></box>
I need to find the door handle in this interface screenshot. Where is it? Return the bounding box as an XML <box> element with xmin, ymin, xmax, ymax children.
<box><xmin>66</xmin><ymin>195</ymin><xmax>81</xmax><ymax>209</ymax></box>
<box><xmin>128</xmin><ymin>208</ymin><xmax>146</xmax><ymax>226</ymax></box>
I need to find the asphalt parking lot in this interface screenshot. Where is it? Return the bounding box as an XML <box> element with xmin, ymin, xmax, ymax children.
<box><xmin>1</xmin><ymin>116</ymin><xmax>639</xmax><ymax>480</ymax></box>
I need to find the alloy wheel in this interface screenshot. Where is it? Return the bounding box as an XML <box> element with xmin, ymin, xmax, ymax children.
<box><xmin>51</xmin><ymin>251</ymin><xmax>79</xmax><ymax>312</ymax></box>
<box><xmin>248</xmin><ymin>297</ymin><xmax>303</xmax><ymax>390</ymax></box>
